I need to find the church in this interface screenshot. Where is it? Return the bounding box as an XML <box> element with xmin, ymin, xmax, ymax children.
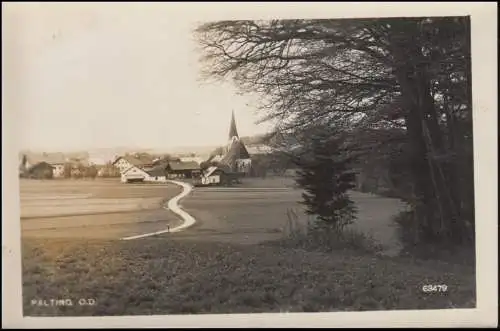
<box><xmin>206</xmin><ymin>110</ymin><xmax>253</xmax><ymax>175</ymax></box>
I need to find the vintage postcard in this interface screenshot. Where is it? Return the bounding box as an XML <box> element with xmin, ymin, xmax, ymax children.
<box><xmin>2</xmin><ymin>2</ymin><xmax>497</xmax><ymax>328</ymax></box>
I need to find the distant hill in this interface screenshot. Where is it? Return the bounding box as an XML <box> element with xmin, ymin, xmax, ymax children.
<box><xmin>18</xmin><ymin>133</ymin><xmax>278</xmax><ymax>165</ymax></box>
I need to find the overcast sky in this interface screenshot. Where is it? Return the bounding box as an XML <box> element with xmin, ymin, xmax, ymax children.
<box><xmin>9</xmin><ymin>3</ymin><xmax>273</xmax><ymax>152</ymax></box>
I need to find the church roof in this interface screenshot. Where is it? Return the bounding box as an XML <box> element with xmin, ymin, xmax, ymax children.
<box><xmin>219</xmin><ymin>139</ymin><xmax>250</xmax><ymax>167</ymax></box>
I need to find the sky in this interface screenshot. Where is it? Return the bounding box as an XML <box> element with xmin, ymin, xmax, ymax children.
<box><xmin>9</xmin><ymin>3</ymin><xmax>273</xmax><ymax>152</ymax></box>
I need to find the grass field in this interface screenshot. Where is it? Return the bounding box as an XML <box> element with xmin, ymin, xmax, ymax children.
<box><xmin>20</xmin><ymin>179</ymin><xmax>182</xmax><ymax>239</ymax></box>
<box><xmin>20</xmin><ymin>177</ymin><xmax>476</xmax><ymax>316</ymax></box>
<box><xmin>22</xmin><ymin>237</ymin><xmax>476</xmax><ymax>316</ymax></box>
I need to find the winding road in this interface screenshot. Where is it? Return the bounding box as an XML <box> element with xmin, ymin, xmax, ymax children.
<box><xmin>121</xmin><ymin>180</ymin><xmax>196</xmax><ymax>240</ymax></box>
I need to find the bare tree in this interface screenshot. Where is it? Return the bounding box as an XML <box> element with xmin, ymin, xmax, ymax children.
<box><xmin>195</xmin><ymin>17</ymin><xmax>474</xmax><ymax>246</ymax></box>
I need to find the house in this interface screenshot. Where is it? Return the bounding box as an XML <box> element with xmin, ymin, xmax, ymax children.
<box><xmin>19</xmin><ymin>153</ymin><xmax>66</xmax><ymax>178</ymax></box>
<box><xmin>120</xmin><ymin>166</ymin><xmax>148</xmax><ymax>183</ymax></box>
<box><xmin>197</xmin><ymin>164</ymin><xmax>242</xmax><ymax>186</ymax></box>
<box><xmin>25</xmin><ymin>162</ymin><xmax>54</xmax><ymax>179</ymax></box>
<box><xmin>145</xmin><ymin>165</ymin><xmax>167</xmax><ymax>182</ymax></box>
<box><xmin>165</xmin><ymin>161</ymin><xmax>201</xmax><ymax>179</ymax></box>
<box><xmin>119</xmin><ymin>162</ymin><xmax>168</xmax><ymax>183</ymax></box>
<box><xmin>112</xmin><ymin>154</ymin><xmax>156</xmax><ymax>174</ymax></box>
<box><xmin>113</xmin><ymin>153</ymin><xmax>169</xmax><ymax>183</ymax></box>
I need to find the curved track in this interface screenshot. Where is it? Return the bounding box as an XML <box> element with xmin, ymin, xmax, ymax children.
<box><xmin>121</xmin><ymin>180</ymin><xmax>196</xmax><ymax>240</ymax></box>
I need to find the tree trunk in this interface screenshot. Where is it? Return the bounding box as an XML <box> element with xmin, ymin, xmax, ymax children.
<box><xmin>395</xmin><ymin>53</ymin><xmax>457</xmax><ymax>244</ymax></box>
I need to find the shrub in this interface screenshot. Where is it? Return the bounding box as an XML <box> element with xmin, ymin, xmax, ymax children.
<box><xmin>279</xmin><ymin>208</ymin><xmax>383</xmax><ymax>254</ymax></box>
<box><xmin>392</xmin><ymin>210</ymin><xmax>475</xmax><ymax>265</ymax></box>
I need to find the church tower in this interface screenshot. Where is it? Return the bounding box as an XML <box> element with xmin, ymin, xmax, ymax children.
<box><xmin>229</xmin><ymin>110</ymin><xmax>239</xmax><ymax>142</ymax></box>
<box><xmin>220</xmin><ymin>110</ymin><xmax>251</xmax><ymax>173</ymax></box>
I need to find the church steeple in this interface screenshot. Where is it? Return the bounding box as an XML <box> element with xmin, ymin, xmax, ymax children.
<box><xmin>228</xmin><ymin>110</ymin><xmax>239</xmax><ymax>140</ymax></box>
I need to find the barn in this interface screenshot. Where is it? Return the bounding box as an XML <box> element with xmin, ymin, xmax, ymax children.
<box><xmin>165</xmin><ymin>161</ymin><xmax>201</xmax><ymax>179</ymax></box>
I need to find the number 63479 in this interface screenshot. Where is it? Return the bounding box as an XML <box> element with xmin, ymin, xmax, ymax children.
<box><xmin>422</xmin><ymin>284</ymin><xmax>448</xmax><ymax>293</ymax></box>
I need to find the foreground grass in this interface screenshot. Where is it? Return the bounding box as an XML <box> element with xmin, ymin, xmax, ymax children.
<box><xmin>22</xmin><ymin>237</ymin><xmax>476</xmax><ymax>316</ymax></box>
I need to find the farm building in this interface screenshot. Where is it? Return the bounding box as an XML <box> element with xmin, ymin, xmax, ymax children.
<box><xmin>145</xmin><ymin>166</ymin><xmax>168</xmax><ymax>182</ymax></box>
<box><xmin>113</xmin><ymin>153</ymin><xmax>169</xmax><ymax>183</ymax></box>
<box><xmin>197</xmin><ymin>165</ymin><xmax>242</xmax><ymax>186</ymax></box>
<box><xmin>112</xmin><ymin>154</ymin><xmax>156</xmax><ymax>174</ymax></box>
<box><xmin>19</xmin><ymin>153</ymin><xmax>66</xmax><ymax>178</ymax></box>
<box><xmin>120</xmin><ymin>164</ymin><xmax>168</xmax><ymax>183</ymax></box>
<box><xmin>25</xmin><ymin>162</ymin><xmax>54</xmax><ymax>179</ymax></box>
<box><xmin>165</xmin><ymin>161</ymin><xmax>201</xmax><ymax>179</ymax></box>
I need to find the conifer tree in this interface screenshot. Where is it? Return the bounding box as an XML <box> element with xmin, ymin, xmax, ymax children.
<box><xmin>293</xmin><ymin>130</ymin><xmax>358</xmax><ymax>230</ymax></box>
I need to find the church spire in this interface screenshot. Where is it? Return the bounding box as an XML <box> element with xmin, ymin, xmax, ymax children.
<box><xmin>228</xmin><ymin>110</ymin><xmax>239</xmax><ymax>139</ymax></box>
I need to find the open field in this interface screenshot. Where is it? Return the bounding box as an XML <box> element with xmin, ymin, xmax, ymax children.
<box><xmin>20</xmin><ymin>177</ymin><xmax>475</xmax><ymax>316</ymax></box>
<box><xmin>20</xmin><ymin>179</ymin><xmax>182</xmax><ymax>239</ymax></box>
<box><xmin>22</xmin><ymin>238</ymin><xmax>476</xmax><ymax>316</ymax></box>
<box><xmin>180</xmin><ymin>176</ymin><xmax>408</xmax><ymax>256</ymax></box>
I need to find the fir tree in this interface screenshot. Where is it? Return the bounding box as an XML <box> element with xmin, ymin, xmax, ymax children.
<box><xmin>293</xmin><ymin>130</ymin><xmax>358</xmax><ymax>230</ymax></box>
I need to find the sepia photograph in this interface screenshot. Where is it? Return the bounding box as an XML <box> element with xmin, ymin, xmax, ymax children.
<box><xmin>2</xmin><ymin>2</ymin><xmax>497</xmax><ymax>328</ymax></box>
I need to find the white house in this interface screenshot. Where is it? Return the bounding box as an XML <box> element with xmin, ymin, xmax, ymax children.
<box><xmin>120</xmin><ymin>166</ymin><xmax>148</xmax><ymax>183</ymax></box>
<box><xmin>200</xmin><ymin>166</ymin><xmax>221</xmax><ymax>185</ymax></box>
<box><xmin>120</xmin><ymin>164</ymin><xmax>167</xmax><ymax>183</ymax></box>
<box><xmin>113</xmin><ymin>156</ymin><xmax>140</xmax><ymax>174</ymax></box>
<box><xmin>51</xmin><ymin>163</ymin><xmax>65</xmax><ymax>177</ymax></box>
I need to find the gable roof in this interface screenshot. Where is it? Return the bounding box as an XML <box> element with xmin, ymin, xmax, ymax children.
<box><xmin>145</xmin><ymin>166</ymin><xmax>166</xmax><ymax>177</ymax></box>
<box><xmin>122</xmin><ymin>165</ymin><xmax>149</xmax><ymax>176</ymax></box>
<box><xmin>203</xmin><ymin>166</ymin><xmax>219</xmax><ymax>177</ymax></box>
<box><xmin>219</xmin><ymin>138</ymin><xmax>250</xmax><ymax>168</ymax></box>
<box><xmin>203</xmin><ymin>164</ymin><xmax>232</xmax><ymax>177</ymax></box>
<box><xmin>28</xmin><ymin>161</ymin><xmax>54</xmax><ymax>172</ymax></box>
<box><xmin>113</xmin><ymin>154</ymin><xmax>155</xmax><ymax>168</ymax></box>
<box><xmin>21</xmin><ymin>153</ymin><xmax>66</xmax><ymax>166</ymax></box>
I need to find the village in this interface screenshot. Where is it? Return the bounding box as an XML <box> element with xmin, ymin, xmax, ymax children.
<box><xmin>18</xmin><ymin>111</ymin><xmax>286</xmax><ymax>187</ymax></box>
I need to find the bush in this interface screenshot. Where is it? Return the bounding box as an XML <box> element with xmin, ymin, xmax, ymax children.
<box><xmin>278</xmin><ymin>208</ymin><xmax>383</xmax><ymax>254</ymax></box>
<box><xmin>393</xmin><ymin>210</ymin><xmax>475</xmax><ymax>265</ymax></box>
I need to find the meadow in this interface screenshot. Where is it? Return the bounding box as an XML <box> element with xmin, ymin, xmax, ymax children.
<box><xmin>20</xmin><ymin>178</ymin><xmax>182</xmax><ymax>239</ymax></box>
<box><xmin>20</xmin><ymin>177</ymin><xmax>476</xmax><ymax>316</ymax></box>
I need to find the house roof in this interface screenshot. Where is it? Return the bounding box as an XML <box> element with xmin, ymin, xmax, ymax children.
<box><xmin>167</xmin><ymin>161</ymin><xmax>200</xmax><ymax>171</ymax></box>
<box><xmin>145</xmin><ymin>165</ymin><xmax>166</xmax><ymax>177</ymax></box>
<box><xmin>28</xmin><ymin>161</ymin><xmax>54</xmax><ymax>172</ymax></box>
<box><xmin>122</xmin><ymin>165</ymin><xmax>148</xmax><ymax>176</ymax></box>
<box><xmin>219</xmin><ymin>138</ymin><xmax>250</xmax><ymax>168</ymax></box>
<box><xmin>203</xmin><ymin>164</ymin><xmax>231</xmax><ymax>177</ymax></box>
<box><xmin>203</xmin><ymin>166</ymin><xmax>219</xmax><ymax>177</ymax></box>
<box><xmin>113</xmin><ymin>154</ymin><xmax>155</xmax><ymax>167</ymax></box>
<box><xmin>21</xmin><ymin>155</ymin><xmax>66</xmax><ymax>165</ymax></box>
<box><xmin>21</xmin><ymin>153</ymin><xmax>66</xmax><ymax>166</ymax></box>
